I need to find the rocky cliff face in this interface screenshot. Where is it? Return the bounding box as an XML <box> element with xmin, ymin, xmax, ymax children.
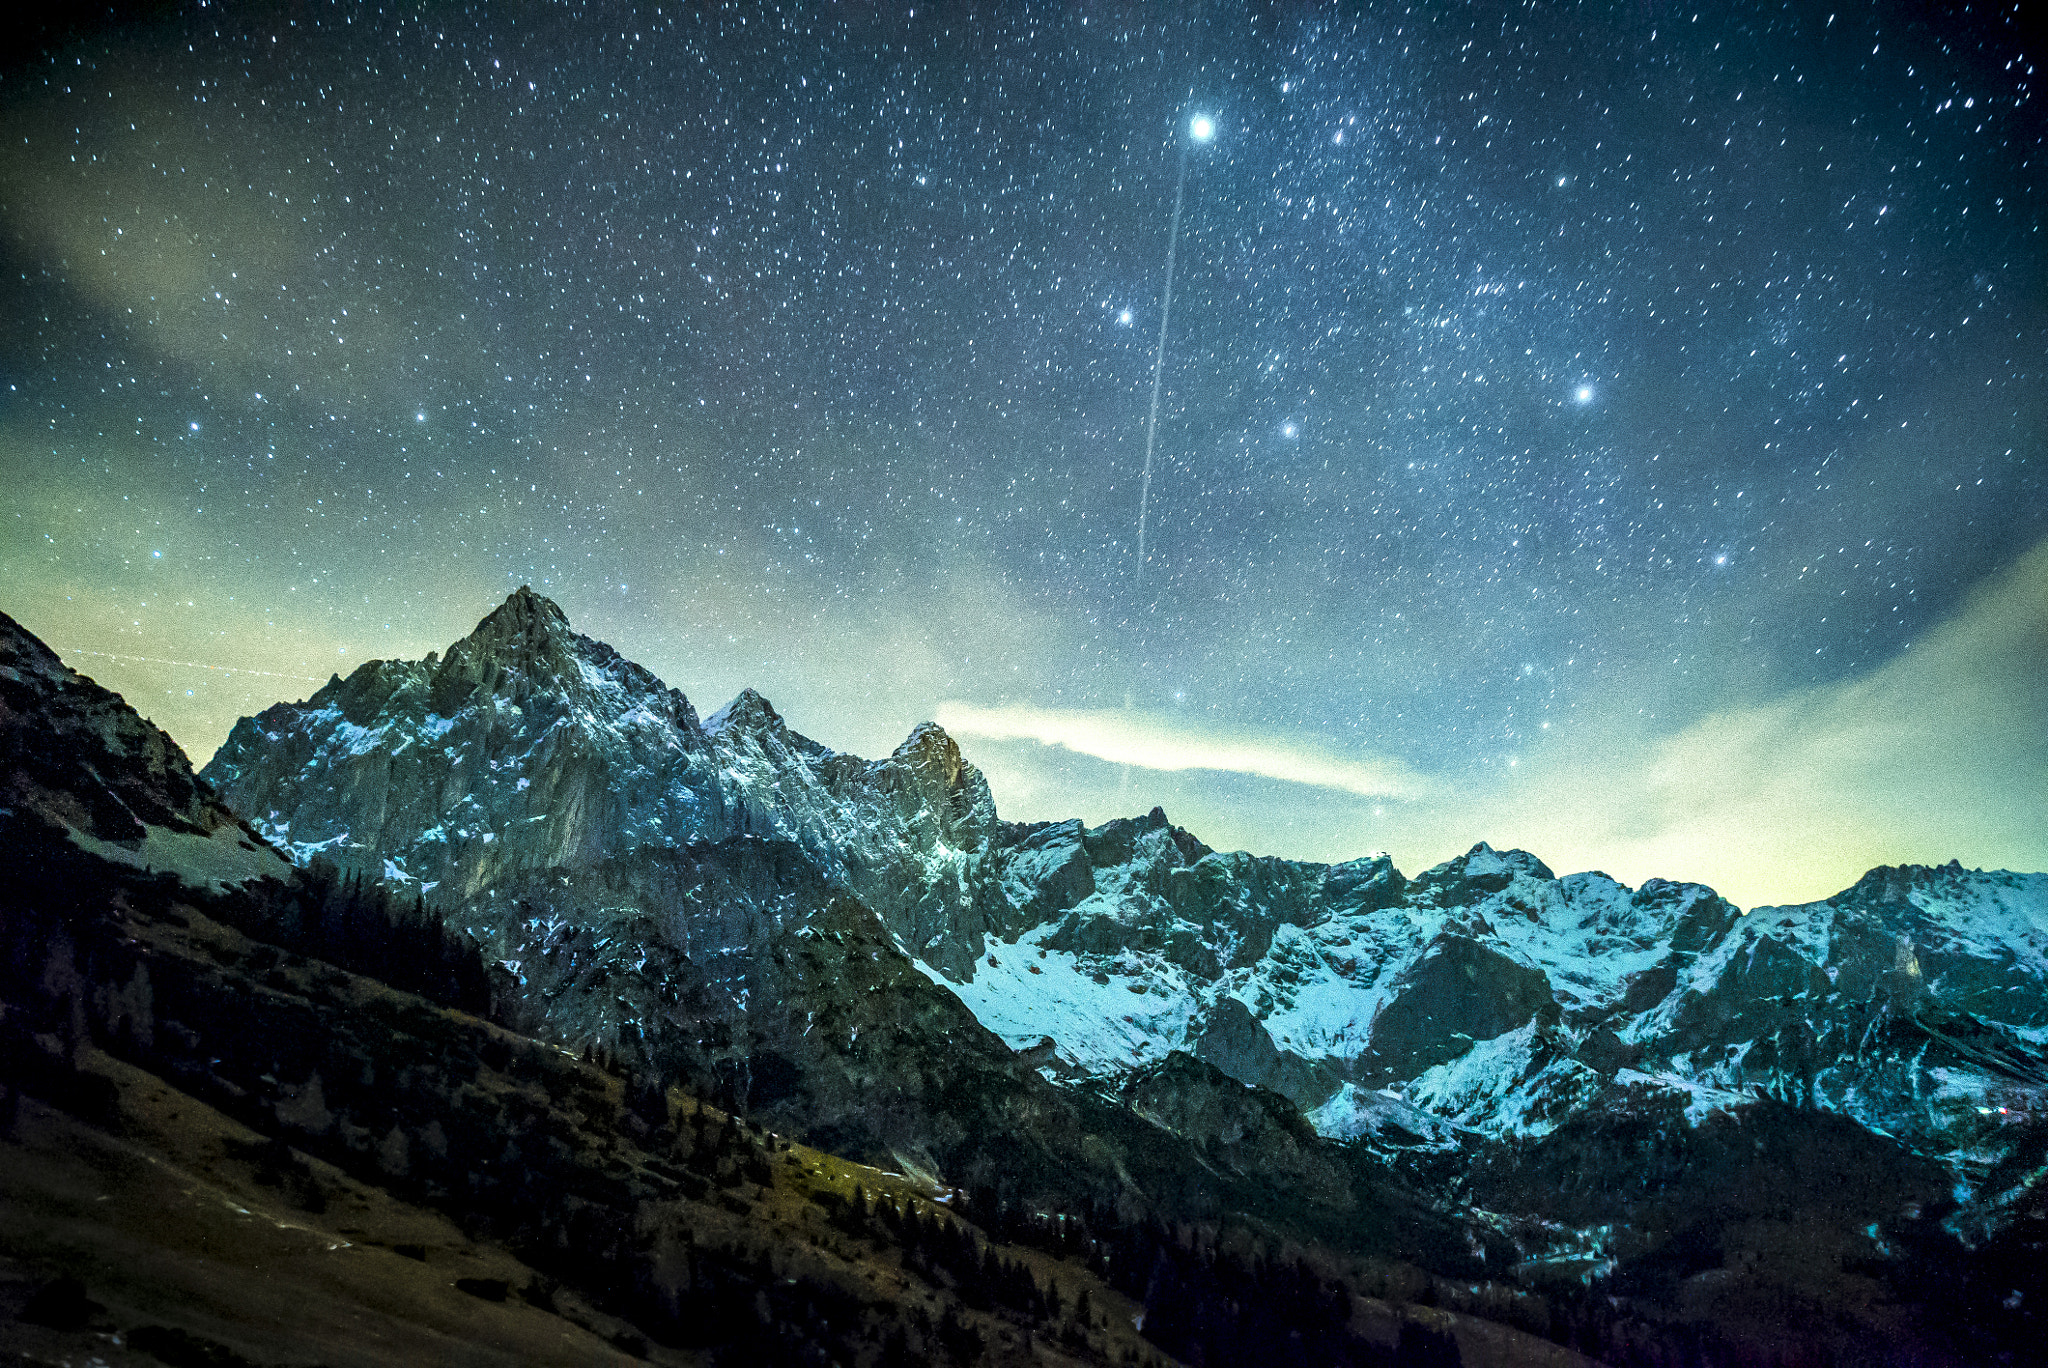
<box><xmin>201</xmin><ymin>591</ymin><xmax>2048</xmax><ymax>1299</ymax></box>
<box><xmin>207</xmin><ymin>588</ymin><xmax>1000</xmax><ymax>976</ymax></box>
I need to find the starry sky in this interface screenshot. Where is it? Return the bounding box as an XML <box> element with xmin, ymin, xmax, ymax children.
<box><xmin>3</xmin><ymin>1</ymin><xmax>2043</xmax><ymax>907</ymax></box>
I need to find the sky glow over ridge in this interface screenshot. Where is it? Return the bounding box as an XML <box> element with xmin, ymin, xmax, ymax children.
<box><xmin>1</xmin><ymin>1</ymin><xmax>2041</xmax><ymax>907</ymax></box>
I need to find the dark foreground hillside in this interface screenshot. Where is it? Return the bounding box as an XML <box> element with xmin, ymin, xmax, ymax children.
<box><xmin>3</xmin><ymin>813</ymin><xmax>1585</xmax><ymax>1367</ymax></box>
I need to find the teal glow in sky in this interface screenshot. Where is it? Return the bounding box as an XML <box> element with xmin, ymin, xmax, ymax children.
<box><xmin>2</xmin><ymin>2</ymin><xmax>2041</xmax><ymax>905</ymax></box>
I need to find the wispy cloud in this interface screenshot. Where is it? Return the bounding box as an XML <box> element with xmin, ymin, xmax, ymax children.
<box><xmin>1481</xmin><ymin>532</ymin><xmax>2048</xmax><ymax>904</ymax></box>
<box><xmin>934</xmin><ymin>536</ymin><xmax>2048</xmax><ymax>909</ymax></box>
<box><xmin>932</xmin><ymin>701</ymin><xmax>1427</xmax><ymax>799</ymax></box>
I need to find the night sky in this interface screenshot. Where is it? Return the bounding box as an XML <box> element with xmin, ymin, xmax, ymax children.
<box><xmin>4</xmin><ymin>1</ymin><xmax>2042</xmax><ymax>906</ymax></box>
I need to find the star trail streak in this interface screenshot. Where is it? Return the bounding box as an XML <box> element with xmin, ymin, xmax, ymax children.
<box><xmin>2</xmin><ymin>0</ymin><xmax>2041</xmax><ymax>904</ymax></box>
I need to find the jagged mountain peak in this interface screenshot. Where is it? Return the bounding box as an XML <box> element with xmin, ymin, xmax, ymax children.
<box><xmin>1828</xmin><ymin>857</ymin><xmax>1986</xmax><ymax>909</ymax></box>
<box><xmin>866</xmin><ymin>719</ymin><xmax>997</xmax><ymax>853</ymax></box>
<box><xmin>203</xmin><ymin>593</ymin><xmax>1013</xmax><ymax>948</ymax></box>
<box><xmin>893</xmin><ymin>717</ymin><xmax>955</xmax><ymax>755</ymax></box>
<box><xmin>884</xmin><ymin>720</ymin><xmax>983</xmax><ymax>808</ymax></box>
<box><xmin>1410</xmin><ymin>840</ymin><xmax>1556</xmax><ymax>900</ymax></box>
<box><xmin>703</xmin><ymin>687</ymin><xmax>839</xmax><ymax>764</ymax></box>
<box><xmin>203</xmin><ymin>593</ymin><xmax>719</xmax><ymax>880</ymax></box>
<box><xmin>428</xmin><ymin>586</ymin><xmax>583</xmax><ymax>702</ymax></box>
<box><xmin>475</xmin><ymin>584</ymin><xmax>572</xmax><ymax>642</ymax></box>
<box><xmin>888</xmin><ymin>719</ymin><xmax>972</xmax><ymax>782</ymax></box>
<box><xmin>230</xmin><ymin>589</ymin><xmax>691</xmax><ymax>743</ymax></box>
<box><xmin>704</xmin><ymin>686</ymin><xmax>787</xmax><ymax>737</ymax></box>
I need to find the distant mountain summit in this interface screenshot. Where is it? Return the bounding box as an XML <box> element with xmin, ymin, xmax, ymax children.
<box><xmin>207</xmin><ymin>586</ymin><xmax>1000</xmax><ymax>972</ymax></box>
<box><xmin>201</xmin><ymin>589</ymin><xmax>2048</xmax><ymax>1336</ymax></box>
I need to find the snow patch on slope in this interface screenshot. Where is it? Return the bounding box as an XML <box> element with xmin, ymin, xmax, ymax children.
<box><xmin>1308</xmin><ymin>1082</ymin><xmax>1467</xmax><ymax>1151</ymax></box>
<box><xmin>1405</xmin><ymin>1023</ymin><xmax>1603</xmax><ymax>1139</ymax></box>
<box><xmin>942</xmin><ymin>929</ymin><xmax>1199</xmax><ymax>1077</ymax></box>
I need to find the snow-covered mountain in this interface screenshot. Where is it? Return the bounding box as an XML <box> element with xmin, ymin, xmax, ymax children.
<box><xmin>202</xmin><ymin>590</ymin><xmax>2048</xmax><ymax>1265</ymax></box>
<box><xmin>958</xmin><ymin>829</ymin><xmax>2048</xmax><ymax>1170</ymax></box>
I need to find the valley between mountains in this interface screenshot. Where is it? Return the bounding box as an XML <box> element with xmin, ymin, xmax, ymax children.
<box><xmin>5</xmin><ymin>590</ymin><xmax>2045</xmax><ymax>1367</ymax></box>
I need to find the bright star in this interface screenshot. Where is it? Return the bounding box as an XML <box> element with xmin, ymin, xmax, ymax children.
<box><xmin>416</xmin><ymin>411</ymin><xmax>427</xmax><ymax>422</ymax></box>
<box><xmin>1189</xmin><ymin>114</ymin><xmax>1215</xmax><ymax>143</ymax></box>
<box><xmin>188</xmin><ymin>421</ymin><xmax>200</xmax><ymax>431</ymax></box>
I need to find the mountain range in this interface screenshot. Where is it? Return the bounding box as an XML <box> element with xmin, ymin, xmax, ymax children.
<box><xmin>5</xmin><ymin>589</ymin><xmax>2045</xmax><ymax>1366</ymax></box>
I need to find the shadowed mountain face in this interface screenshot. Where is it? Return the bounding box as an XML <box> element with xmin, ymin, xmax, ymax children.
<box><xmin>1</xmin><ymin>607</ymin><xmax>290</xmax><ymax>892</ymax></box>
<box><xmin>180</xmin><ymin>590</ymin><xmax>2048</xmax><ymax>1359</ymax></box>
